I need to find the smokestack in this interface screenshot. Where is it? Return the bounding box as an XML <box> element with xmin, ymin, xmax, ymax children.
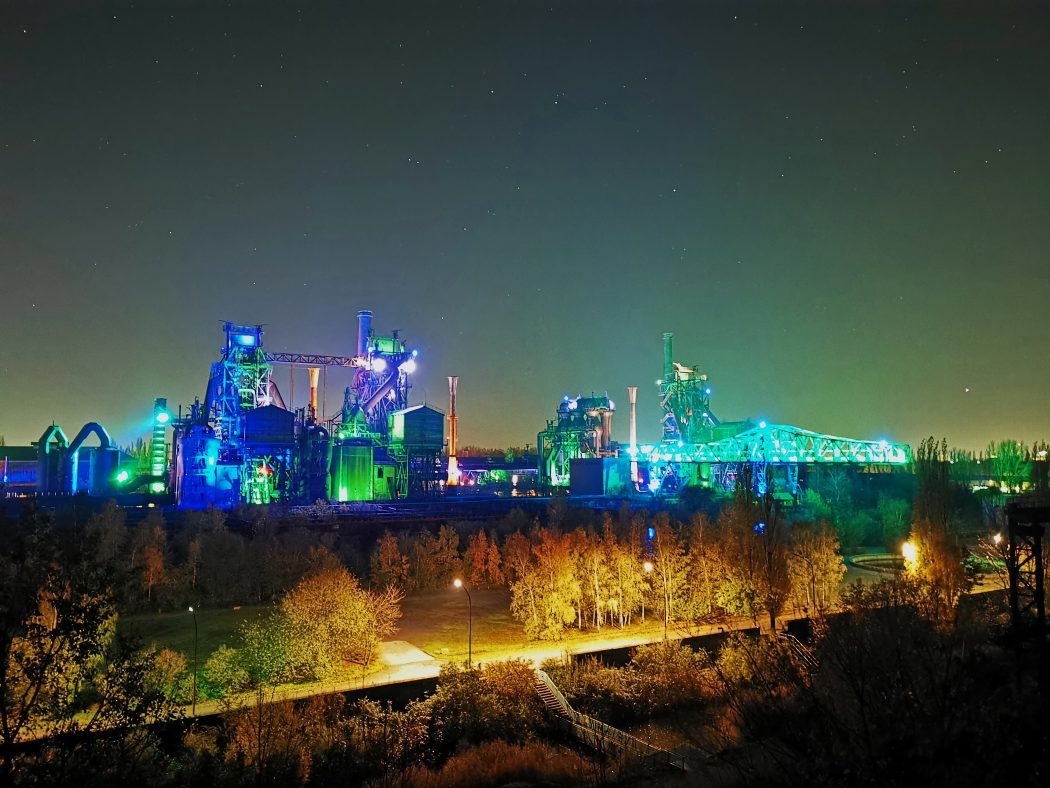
<box><xmin>308</xmin><ymin>367</ymin><xmax>320</xmax><ymax>418</ymax></box>
<box><xmin>447</xmin><ymin>376</ymin><xmax>460</xmax><ymax>486</ymax></box>
<box><xmin>600</xmin><ymin>409</ymin><xmax>613</xmax><ymax>453</ymax></box>
<box><xmin>627</xmin><ymin>386</ymin><xmax>638</xmax><ymax>451</ymax></box>
<box><xmin>662</xmin><ymin>332</ymin><xmax>673</xmax><ymax>382</ymax></box>
<box><xmin>357</xmin><ymin>310</ymin><xmax>373</xmax><ymax>358</ymax></box>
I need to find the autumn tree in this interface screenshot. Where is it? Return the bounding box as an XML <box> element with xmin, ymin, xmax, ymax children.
<box><xmin>646</xmin><ymin>513</ymin><xmax>689</xmax><ymax>632</ymax></box>
<box><xmin>280</xmin><ymin>566</ymin><xmax>402</xmax><ymax>680</ymax></box>
<box><xmin>370</xmin><ymin>530</ymin><xmax>409</xmax><ymax>588</ymax></box>
<box><xmin>787</xmin><ymin>520</ymin><xmax>845</xmax><ymax>615</ymax></box>
<box><xmin>464</xmin><ymin>529</ymin><xmax>503</xmax><ymax>589</ymax></box>
<box><xmin>907</xmin><ymin>438</ymin><xmax>970</xmax><ymax>619</ymax></box>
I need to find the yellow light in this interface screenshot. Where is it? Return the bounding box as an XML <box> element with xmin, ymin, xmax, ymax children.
<box><xmin>643</xmin><ymin>561</ymin><xmax>654</xmax><ymax>573</ymax></box>
<box><xmin>902</xmin><ymin>541</ymin><xmax>918</xmax><ymax>566</ymax></box>
<box><xmin>453</xmin><ymin>578</ymin><xmax>463</xmax><ymax>588</ymax></box>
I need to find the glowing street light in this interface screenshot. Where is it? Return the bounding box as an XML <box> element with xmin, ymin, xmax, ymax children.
<box><xmin>453</xmin><ymin>579</ymin><xmax>472</xmax><ymax>669</ymax></box>
<box><xmin>993</xmin><ymin>533</ymin><xmax>1003</xmax><ymax>546</ymax></box>
<box><xmin>902</xmin><ymin>540</ymin><xmax>919</xmax><ymax>569</ymax></box>
<box><xmin>188</xmin><ymin>606</ymin><xmax>198</xmax><ymax>716</ymax></box>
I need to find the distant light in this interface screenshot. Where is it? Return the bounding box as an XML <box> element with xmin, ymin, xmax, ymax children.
<box><xmin>156</xmin><ymin>411</ymin><xmax>170</xmax><ymax>425</ymax></box>
<box><xmin>412</xmin><ymin>349</ymin><xmax>418</xmax><ymax>357</ymax></box>
<box><xmin>609</xmin><ymin>400</ymin><xmax>614</xmax><ymax>409</ymax></box>
<box><xmin>401</xmin><ymin>358</ymin><xmax>417</xmax><ymax>374</ymax></box>
<box><xmin>647</xmin><ymin>526</ymin><xmax>655</xmax><ymax>541</ymax></box>
<box><xmin>655</xmin><ymin>379</ymin><xmax>662</xmax><ymax>386</ymax></box>
<box><xmin>567</xmin><ymin>399</ymin><xmax>578</xmax><ymax>410</ymax></box>
<box><xmin>188</xmin><ymin>606</ymin><xmax>194</xmax><ymax>613</ymax></box>
<box><xmin>371</xmin><ymin>357</ymin><xmax>388</xmax><ymax>373</ymax></box>
<box><xmin>643</xmin><ymin>561</ymin><xmax>654</xmax><ymax>573</ymax></box>
<box><xmin>705</xmin><ymin>388</ymin><xmax>712</xmax><ymax>395</ymax></box>
<box><xmin>149</xmin><ymin>481</ymin><xmax>165</xmax><ymax>493</ymax></box>
<box><xmin>902</xmin><ymin>540</ymin><xmax>918</xmax><ymax>565</ymax></box>
<box><xmin>759</xmin><ymin>421</ymin><xmax>767</xmax><ymax>429</ymax></box>
<box><xmin>512</xmin><ymin>474</ymin><xmax>519</xmax><ymax>485</ymax></box>
<box><xmin>234</xmin><ymin>334</ymin><xmax>257</xmax><ymax>347</ymax></box>
<box><xmin>993</xmin><ymin>533</ymin><xmax>1003</xmax><ymax>545</ymax></box>
<box><xmin>116</xmin><ymin>470</ymin><xmax>130</xmax><ymax>483</ymax></box>
<box><xmin>754</xmin><ymin>522</ymin><xmax>766</xmax><ymax>534</ymax></box>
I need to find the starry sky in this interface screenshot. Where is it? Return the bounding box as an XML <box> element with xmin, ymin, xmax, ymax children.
<box><xmin>1</xmin><ymin>1</ymin><xmax>1048</xmax><ymax>452</ymax></box>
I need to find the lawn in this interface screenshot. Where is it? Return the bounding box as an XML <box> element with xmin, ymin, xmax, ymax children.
<box><xmin>119</xmin><ymin>605</ymin><xmax>271</xmax><ymax>660</ymax></box>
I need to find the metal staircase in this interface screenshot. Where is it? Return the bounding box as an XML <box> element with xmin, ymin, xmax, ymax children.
<box><xmin>534</xmin><ymin>669</ymin><xmax>686</xmax><ymax>772</ymax></box>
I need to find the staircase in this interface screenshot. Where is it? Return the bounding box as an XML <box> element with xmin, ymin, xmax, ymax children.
<box><xmin>534</xmin><ymin>669</ymin><xmax>686</xmax><ymax>772</ymax></box>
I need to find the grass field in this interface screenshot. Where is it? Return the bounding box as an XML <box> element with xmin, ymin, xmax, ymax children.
<box><xmin>119</xmin><ymin>605</ymin><xmax>271</xmax><ymax>659</ymax></box>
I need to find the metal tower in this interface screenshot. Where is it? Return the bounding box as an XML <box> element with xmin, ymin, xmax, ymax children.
<box><xmin>658</xmin><ymin>332</ymin><xmax>718</xmax><ymax>444</ymax></box>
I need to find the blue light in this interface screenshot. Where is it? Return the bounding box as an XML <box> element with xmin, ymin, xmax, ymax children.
<box><xmin>156</xmin><ymin>411</ymin><xmax>170</xmax><ymax>425</ymax></box>
<box><xmin>705</xmin><ymin>388</ymin><xmax>712</xmax><ymax>395</ymax></box>
<box><xmin>412</xmin><ymin>349</ymin><xmax>418</xmax><ymax>357</ymax></box>
<box><xmin>754</xmin><ymin>522</ymin><xmax>766</xmax><ymax>534</ymax></box>
<box><xmin>234</xmin><ymin>334</ymin><xmax>257</xmax><ymax>347</ymax></box>
<box><xmin>759</xmin><ymin>421</ymin><xmax>767</xmax><ymax>429</ymax></box>
<box><xmin>647</xmin><ymin>526</ymin><xmax>655</xmax><ymax>542</ymax></box>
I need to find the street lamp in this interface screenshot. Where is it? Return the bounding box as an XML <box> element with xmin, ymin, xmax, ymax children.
<box><xmin>643</xmin><ymin>561</ymin><xmax>669</xmax><ymax>641</ymax></box>
<box><xmin>453</xmin><ymin>579</ymin><xmax>473</xmax><ymax>669</ymax></box>
<box><xmin>188</xmin><ymin>606</ymin><xmax>198</xmax><ymax>716</ymax></box>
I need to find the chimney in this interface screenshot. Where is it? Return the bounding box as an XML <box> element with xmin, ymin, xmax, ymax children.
<box><xmin>357</xmin><ymin>309</ymin><xmax>373</xmax><ymax>358</ymax></box>
<box><xmin>662</xmin><ymin>332</ymin><xmax>673</xmax><ymax>382</ymax></box>
<box><xmin>447</xmin><ymin>376</ymin><xmax>460</xmax><ymax>486</ymax></box>
<box><xmin>627</xmin><ymin>386</ymin><xmax>638</xmax><ymax>451</ymax></box>
<box><xmin>308</xmin><ymin>367</ymin><xmax>320</xmax><ymax>418</ymax></box>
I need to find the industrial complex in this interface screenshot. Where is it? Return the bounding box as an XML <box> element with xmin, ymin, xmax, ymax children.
<box><xmin>1</xmin><ymin>313</ymin><xmax>911</xmax><ymax>508</ymax></box>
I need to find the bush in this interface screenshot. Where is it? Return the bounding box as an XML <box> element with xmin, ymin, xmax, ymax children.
<box><xmin>399</xmin><ymin>740</ymin><xmax>592</xmax><ymax>788</ymax></box>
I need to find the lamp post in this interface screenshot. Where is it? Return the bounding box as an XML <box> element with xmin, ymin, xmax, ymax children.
<box><xmin>643</xmin><ymin>561</ymin><xmax>669</xmax><ymax>641</ymax></box>
<box><xmin>453</xmin><ymin>578</ymin><xmax>472</xmax><ymax>669</ymax></box>
<box><xmin>188</xmin><ymin>606</ymin><xmax>198</xmax><ymax>716</ymax></box>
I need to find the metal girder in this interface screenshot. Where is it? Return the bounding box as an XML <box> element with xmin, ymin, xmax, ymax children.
<box><xmin>266</xmin><ymin>352</ymin><xmax>364</xmax><ymax>368</ymax></box>
<box><xmin>634</xmin><ymin>423</ymin><xmax>911</xmax><ymax>465</ymax></box>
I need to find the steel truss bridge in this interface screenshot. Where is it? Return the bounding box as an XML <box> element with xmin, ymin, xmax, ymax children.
<box><xmin>634</xmin><ymin>423</ymin><xmax>911</xmax><ymax>466</ymax></box>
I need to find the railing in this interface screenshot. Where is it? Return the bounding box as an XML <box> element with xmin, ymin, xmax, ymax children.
<box><xmin>534</xmin><ymin>670</ymin><xmax>686</xmax><ymax>772</ymax></box>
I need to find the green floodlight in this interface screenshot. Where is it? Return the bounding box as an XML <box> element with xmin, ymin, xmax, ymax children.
<box><xmin>155</xmin><ymin>411</ymin><xmax>170</xmax><ymax>425</ymax></box>
<box><xmin>116</xmin><ymin>470</ymin><xmax>130</xmax><ymax>484</ymax></box>
<box><xmin>150</xmin><ymin>481</ymin><xmax>165</xmax><ymax>494</ymax></box>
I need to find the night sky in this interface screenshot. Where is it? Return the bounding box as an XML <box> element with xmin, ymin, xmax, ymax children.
<box><xmin>2</xmin><ymin>1</ymin><xmax>1048</xmax><ymax>452</ymax></box>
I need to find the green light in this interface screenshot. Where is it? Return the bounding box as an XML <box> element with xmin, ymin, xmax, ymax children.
<box><xmin>116</xmin><ymin>470</ymin><xmax>130</xmax><ymax>483</ymax></box>
<box><xmin>150</xmin><ymin>481</ymin><xmax>165</xmax><ymax>493</ymax></box>
<box><xmin>155</xmin><ymin>411</ymin><xmax>170</xmax><ymax>425</ymax></box>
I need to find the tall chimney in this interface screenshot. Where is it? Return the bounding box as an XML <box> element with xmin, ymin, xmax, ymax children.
<box><xmin>357</xmin><ymin>310</ymin><xmax>373</xmax><ymax>358</ymax></box>
<box><xmin>308</xmin><ymin>367</ymin><xmax>320</xmax><ymax>418</ymax></box>
<box><xmin>447</xmin><ymin>376</ymin><xmax>460</xmax><ymax>486</ymax></box>
<box><xmin>662</xmin><ymin>332</ymin><xmax>673</xmax><ymax>382</ymax></box>
<box><xmin>627</xmin><ymin>386</ymin><xmax>638</xmax><ymax>451</ymax></box>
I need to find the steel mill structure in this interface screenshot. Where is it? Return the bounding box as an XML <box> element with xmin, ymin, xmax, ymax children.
<box><xmin>540</xmin><ymin>331</ymin><xmax>912</xmax><ymax>498</ymax></box>
<box><xmin>4</xmin><ymin>317</ymin><xmax>921</xmax><ymax>508</ymax></box>
<box><xmin>166</xmin><ymin>311</ymin><xmax>443</xmax><ymax>508</ymax></box>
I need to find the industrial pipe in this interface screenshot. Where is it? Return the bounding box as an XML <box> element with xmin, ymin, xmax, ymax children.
<box><xmin>447</xmin><ymin>376</ymin><xmax>460</xmax><ymax>485</ymax></box>
<box><xmin>357</xmin><ymin>310</ymin><xmax>373</xmax><ymax>358</ymax></box>
<box><xmin>627</xmin><ymin>386</ymin><xmax>638</xmax><ymax>451</ymax></box>
<box><xmin>662</xmin><ymin>332</ymin><xmax>673</xmax><ymax>382</ymax></box>
<box><xmin>309</xmin><ymin>367</ymin><xmax>320</xmax><ymax>417</ymax></box>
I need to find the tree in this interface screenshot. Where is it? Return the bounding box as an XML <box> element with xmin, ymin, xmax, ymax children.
<box><xmin>370</xmin><ymin>531</ymin><xmax>409</xmax><ymax>589</ymax></box>
<box><xmin>280</xmin><ymin>566</ymin><xmax>402</xmax><ymax>680</ymax></box>
<box><xmin>646</xmin><ymin>513</ymin><xmax>688</xmax><ymax>633</ymax></box>
<box><xmin>787</xmin><ymin>520</ymin><xmax>845</xmax><ymax>615</ymax></box>
<box><xmin>0</xmin><ymin>507</ymin><xmax>180</xmax><ymax>782</ymax></box>
<box><xmin>876</xmin><ymin>493</ymin><xmax>910</xmax><ymax>549</ymax></box>
<box><xmin>907</xmin><ymin>438</ymin><xmax>970</xmax><ymax>620</ymax></box>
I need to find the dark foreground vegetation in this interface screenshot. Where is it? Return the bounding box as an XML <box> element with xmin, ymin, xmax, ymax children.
<box><xmin>0</xmin><ymin>436</ymin><xmax>1047</xmax><ymax>786</ymax></box>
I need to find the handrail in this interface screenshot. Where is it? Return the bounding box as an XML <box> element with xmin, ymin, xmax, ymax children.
<box><xmin>534</xmin><ymin>669</ymin><xmax>686</xmax><ymax>771</ymax></box>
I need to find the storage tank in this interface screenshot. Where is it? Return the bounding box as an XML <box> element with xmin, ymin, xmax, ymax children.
<box><xmin>330</xmin><ymin>440</ymin><xmax>374</xmax><ymax>502</ymax></box>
